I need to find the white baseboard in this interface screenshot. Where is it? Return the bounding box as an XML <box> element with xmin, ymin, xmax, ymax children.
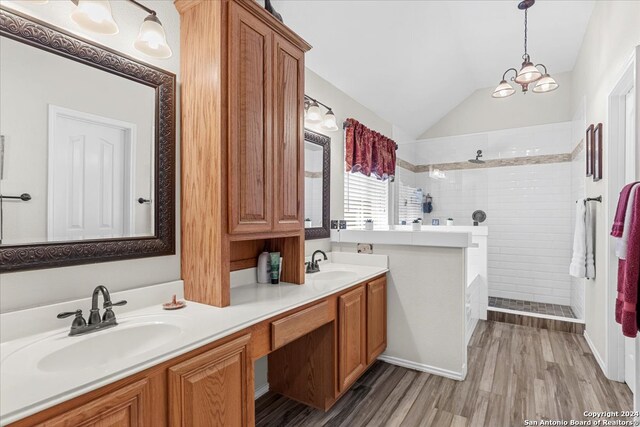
<box><xmin>254</xmin><ymin>383</ymin><xmax>270</xmax><ymax>400</ymax></box>
<box><xmin>377</xmin><ymin>355</ymin><xmax>465</xmax><ymax>381</ymax></box>
<box><xmin>583</xmin><ymin>330</ymin><xmax>607</xmax><ymax>377</ymax></box>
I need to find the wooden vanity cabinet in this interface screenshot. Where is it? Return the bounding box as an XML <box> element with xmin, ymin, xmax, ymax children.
<box><xmin>34</xmin><ymin>379</ymin><xmax>149</xmax><ymax>427</ymax></box>
<box><xmin>337</xmin><ymin>285</ymin><xmax>367</xmax><ymax>392</ymax></box>
<box><xmin>11</xmin><ymin>275</ymin><xmax>387</xmax><ymax>427</ymax></box>
<box><xmin>168</xmin><ymin>334</ymin><xmax>253</xmax><ymax>427</ymax></box>
<box><xmin>367</xmin><ymin>276</ymin><xmax>387</xmax><ymax>364</ymax></box>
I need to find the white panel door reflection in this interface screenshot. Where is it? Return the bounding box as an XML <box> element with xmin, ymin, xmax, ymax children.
<box><xmin>49</xmin><ymin>106</ymin><xmax>135</xmax><ymax>241</ymax></box>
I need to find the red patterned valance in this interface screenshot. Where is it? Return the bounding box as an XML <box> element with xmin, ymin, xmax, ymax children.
<box><xmin>344</xmin><ymin>118</ymin><xmax>396</xmax><ymax>181</ymax></box>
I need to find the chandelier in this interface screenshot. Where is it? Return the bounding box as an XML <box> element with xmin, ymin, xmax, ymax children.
<box><xmin>492</xmin><ymin>0</ymin><xmax>558</xmax><ymax>98</ymax></box>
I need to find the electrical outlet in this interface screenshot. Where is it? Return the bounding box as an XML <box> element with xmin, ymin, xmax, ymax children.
<box><xmin>331</xmin><ymin>220</ymin><xmax>339</xmax><ymax>229</ymax></box>
<box><xmin>339</xmin><ymin>220</ymin><xmax>347</xmax><ymax>230</ymax></box>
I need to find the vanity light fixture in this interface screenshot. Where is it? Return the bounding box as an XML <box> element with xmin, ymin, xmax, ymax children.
<box><xmin>69</xmin><ymin>0</ymin><xmax>172</xmax><ymax>59</ymax></box>
<box><xmin>492</xmin><ymin>0</ymin><xmax>558</xmax><ymax>98</ymax></box>
<box><xmin>304</xmin><ymin>95</ymin><xmax>339</xmax><ymax>131</ymax></box>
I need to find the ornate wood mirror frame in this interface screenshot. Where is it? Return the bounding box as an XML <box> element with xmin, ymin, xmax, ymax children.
<box><xmin>0</xmin><ymin>8</ymin><xmax>176</xmax><ymax>272</ymax></box>
<box><xmin>304</xmin><ymin>129</ymin><xmax>331</xmax><ymax>240</ymax></box>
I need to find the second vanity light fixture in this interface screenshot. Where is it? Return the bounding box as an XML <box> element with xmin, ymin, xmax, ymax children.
<box><xmin>304</xmin><ymin>95</ymin><xmax>339</xmax><ymax>131</ymax></box>
<box><xmin>492</xmin><ymin>0</ymin><xmax>558</xmax><ymax>98</ymax></box>
<box><xmin>68</xmin><ymin>0</ymin><xmax>172</xmax><ymax>59</ymax></box>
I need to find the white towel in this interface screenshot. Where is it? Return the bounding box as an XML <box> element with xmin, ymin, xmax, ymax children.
<box><xmin>585</xmin><ymin>201</ymin><xmax>595</xmax><ymax>279</ymax></box>
<box><xmin>616</xmin><ymin>183</ymin><xmax>640</xmax><ymax>259</ymax></box>
<box><xmin>570</xmin><ymin>199</ymin><xmax>587</xmax><ymax>278</ymax></box>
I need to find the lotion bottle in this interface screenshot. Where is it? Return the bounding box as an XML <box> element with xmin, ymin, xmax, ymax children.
<box><xmin>257</xmin><ymin>251</ymin><xmax>270</xmax><ymax>284</ymax></box>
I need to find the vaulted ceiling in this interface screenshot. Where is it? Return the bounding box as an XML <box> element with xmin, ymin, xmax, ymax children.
<box><xmin>273</xmin><ymin>0</ymin><xmax>595</xmax><ymax>138</ymax></box>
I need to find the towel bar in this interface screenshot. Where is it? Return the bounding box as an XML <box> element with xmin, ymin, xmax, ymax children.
<box><xmin>576</xmin><ymin>196</ymin><xmax>602</xmax><ymax>203</ymax></box>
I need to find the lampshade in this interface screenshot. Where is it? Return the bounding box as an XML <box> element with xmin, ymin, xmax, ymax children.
<box><xmin>492</xmin><ymin>80</ymin><xmax>516</xmax><ymax>98</ymax></box>
<box><xmin>306</xmin><ymin>101</ymin><xmax>322</xmax><ymax>123</ymax></box>
<box><xmin>532</xmin><ymin>74</ymin><xmax>559</xmax><ymax>93</ymax></box>
<box><xmin>71</xmin><ymin>0</ymin><xmax>119</xmax><ymax>35</ymax></box>
<box><xmin>134</xmin><ymin>15</ymin><xmax>172</xmax><ymax>59</ymax></box>
<box><xmin>514</xmin><ymin>61</ymin><xmax>542</xmax><ymax>85</ymax></box>
<box><xmin>320</xmin><ymin>109</ymin><xmax>339</xmax><ymax>131</ymax></box>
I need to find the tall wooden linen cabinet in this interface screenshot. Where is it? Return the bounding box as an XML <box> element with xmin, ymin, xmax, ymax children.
<box><xmin>175</xmin><ymin>0</ymin><xmax>311</xmax><ymax>307</ymax></box>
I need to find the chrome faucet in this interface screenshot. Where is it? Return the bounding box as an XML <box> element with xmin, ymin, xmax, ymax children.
<box><xmin>57</xmin><ymin>285</ymin><xmax>127</xmax><ymax>336</ymax></box>
<box><xmin>306</xmin><ymin>250</ymin><xmax>328</xmax><ymax>274</ymax></box>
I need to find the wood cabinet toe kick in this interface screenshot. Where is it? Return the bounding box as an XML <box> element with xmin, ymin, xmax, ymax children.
<box><xmin>10</xmin><ymin>274</ymin><xmax>386</xmax><ymax>427</ymax></box>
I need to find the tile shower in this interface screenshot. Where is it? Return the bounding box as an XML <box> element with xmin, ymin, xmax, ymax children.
<box><xmin>396</xmin><ymin>122</ymin><xmax>584</xmax><ymax>320</ymax></box>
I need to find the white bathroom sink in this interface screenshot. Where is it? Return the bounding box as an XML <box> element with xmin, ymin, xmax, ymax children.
<box><xmin>2</xmin><ymin>316</ymin><xmax>185</xmax><ymax>374</ymax></box>
<box><xmin>311</xmin><ymin>270</ymin><xmax>359</xmax><ymax>282</ymax></box>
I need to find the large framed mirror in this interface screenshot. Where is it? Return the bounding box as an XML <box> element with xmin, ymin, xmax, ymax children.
<box><xmin>304</xmin><ymin>129</ymin><xmax>330</xmax><ymax>240</ymax></box>
<box><xmin>0</xmin><ymin>8</ymin><xmax>176</xmax><ymax>271</ymax></box>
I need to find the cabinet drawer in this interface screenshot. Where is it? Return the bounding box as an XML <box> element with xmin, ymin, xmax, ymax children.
<box><xmin>271</xmin><ymin>301</ymin><xmax>330</xmax><ymax>350</ymax></box>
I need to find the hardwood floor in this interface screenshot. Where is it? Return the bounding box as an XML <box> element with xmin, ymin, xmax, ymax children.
<box><xmin>256</xmin><ymin>320</ymin><xmax>632</xmax><ymax>427</ymax></box>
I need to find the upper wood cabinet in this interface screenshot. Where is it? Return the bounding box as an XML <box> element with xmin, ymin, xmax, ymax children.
<box><xmin>176</xmin><ymin>0</ymin><xmax>311</xmax><ymax>306</ymax></box>
<box><xmin>338</xmin><ymin>285</ymin><xmax>367</xmax><ymax>392</ymax></box>
<box><xmin>272</xmin><ymin>34</ymin><xmax>305</xmax><ymax>231</ymax></box>
<box><xmin>367</xmin><ymin>276</ymin><xmax>387</xmax><ymax>364</ymax></box>
<box><xmin>168</xmin><ymin>334</ymin><xmax>253</xmax><ymax>427</ymax></box>
<box><xmin>228</xmin><ymin>2</ymin><xmax>273</xmax><ymax>234</ymax></box>
<box><xmin>227</xmin><ymin>2</ymin><xmax>306</xmax><ymax>235</ymax></box>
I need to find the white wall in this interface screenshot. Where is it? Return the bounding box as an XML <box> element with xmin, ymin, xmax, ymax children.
<box><xmin>419</xmin><ymin>71</ymin><xmax>573</xmax><ymax>140</ymax></box>
<box><xmin>404</xmin><ymin>122</ymin><xmax>575</xmax><ymax>306</ymax></box>
<box><xmin>303</xmin><ymin>69</ymin><xmax>393</xmax><ymax>255</ymax></box>
<box><xmin>0</xmin><ymin>37</ymin><xmax>155</xmax><ymax>244</ymax></box>
<box><xmin>568</xmin><ymin>0</ymin><xmax>640</xmax><ymax>370</ymax></box>
<box><xmin>0</xmin><ymin>0</ymin><xmax>181</xmax><ymax>313</ymax></box>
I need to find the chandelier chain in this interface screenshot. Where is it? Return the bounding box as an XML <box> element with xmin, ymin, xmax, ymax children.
<box><xmin>523</xmin><ymin>8</ymin><xmax>528</xmax><ymax>59</ymax></box>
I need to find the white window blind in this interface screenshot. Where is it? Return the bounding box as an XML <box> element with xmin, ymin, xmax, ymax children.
<box><xmin>344</xmin><ymin>171</ymin><xmax>389</xmax><ymax>229</ymax></box>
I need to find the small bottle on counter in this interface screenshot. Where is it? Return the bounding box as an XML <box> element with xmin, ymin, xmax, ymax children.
<box><xmin>257</xmin><ymin>251</ymin><xmax>270</xmax><ymax>284</ymax></box>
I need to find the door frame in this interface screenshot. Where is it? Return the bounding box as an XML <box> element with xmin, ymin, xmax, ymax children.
<box><xmin>47</xmin><ymin>105</ymin><xmax>137</xmax><ymax>241</ymax></box>
<box><xmin>605</xmin><ymin>47</ymin><xmax>638</xmax><ymax>394</ymax></box>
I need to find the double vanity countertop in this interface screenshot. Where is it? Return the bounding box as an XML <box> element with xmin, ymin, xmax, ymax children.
<box><xmin>0</xmin><ymin>253</ymin><xmax>388</xmax><ymax>425</ymax></box>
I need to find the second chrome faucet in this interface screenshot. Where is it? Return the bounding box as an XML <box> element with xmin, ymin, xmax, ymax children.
<box><xmin>57</xmin><ymin>285</ymin><xmax>127</xmax><ymax>336</ymax></box>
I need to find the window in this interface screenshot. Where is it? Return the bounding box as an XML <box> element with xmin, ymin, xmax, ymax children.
<box><xmin>343</xmin><ymin>171</ymin><xmax>389</xmax><ymax>229</ymax></box>
<box><xmin>397</xmin><ymin>180</ymin><xmax>423</xmax><ymax>225</ymax></box>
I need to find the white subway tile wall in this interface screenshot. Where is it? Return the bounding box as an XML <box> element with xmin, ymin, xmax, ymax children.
<box><xmin>398</xmin><ymin>122</ymin><xmax>578</xmax><ymax>306</ymax></box>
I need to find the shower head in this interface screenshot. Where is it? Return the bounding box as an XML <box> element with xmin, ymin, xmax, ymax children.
<box><xmin>468</xmin><ymin>150</ymin><xmax>485</xmax><ymax>164</ymax></box>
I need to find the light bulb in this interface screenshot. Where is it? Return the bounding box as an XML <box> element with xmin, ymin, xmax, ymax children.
<box><xmin>306</xmin><ymin>101</ymin><xmax>322</xmax><ymax>123</ymax></box>
<box><xmin>71</xmin><ymin>0</ymin><xmax>118</xmax><ymax>35</ymax></box>
<box><xmin>321</xmin><ymin>109</ymin><xmax>339</xmax><ymax>131</ymax></box>
<box><xmin>134</xmin><ymin>14</ymin><xmax>172</xmax><ymax>59</ymax></box>
<box><xmin>532</xmin><ymin>74</ymin><xmax>559</xmax><ymax>93</ymax></box>
<box><xmin>514</xmin><ymin>61</ymin><xmax>542</xmax><ymax>85</ymax></box>
<box><xmin>492</xmin><ymin>80</ymin><xmax>515</xmax><ymax>98</ymax></box>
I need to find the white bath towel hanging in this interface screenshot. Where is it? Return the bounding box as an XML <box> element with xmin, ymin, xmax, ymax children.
<box><xmin>570</xmin><ymin>199</ymin><xmax>587</xmax><ymax>278</ymax></box>
<box><xmin>585</xmin><ymin>201</ymin><xmax>596</xmax><ymax>279</ymax></box>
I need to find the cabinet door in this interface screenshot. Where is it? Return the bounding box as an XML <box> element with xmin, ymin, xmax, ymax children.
<box><xmin>228</xmin><ymin>2</ymin><xmax>273</xmax><ymax>234</ymax></box>
<box><xmin>338</xmin><ymin>286</ymin><xmax>366</xmax><ymax>392</ymax></box>
<box><xmin>272</xmin><ymin>34</ymin><xmax>304</xmax><ymax>231</ymax></box>
<box><xmin>41</xmin><ymin>379</ymin><xmax>149</xmax><ymax>427</ymax></box>
<box><xmin>367</xmin><ymin>276</ymin><xmax>387</xmax><ymax>364</ymax></box>
<box><xmin>168</xmin><ymin>334</ymin><xmax>252</xmax><ymax>427</ymax></box>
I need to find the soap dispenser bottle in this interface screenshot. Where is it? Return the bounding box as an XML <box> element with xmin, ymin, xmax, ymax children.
<box><xmin>257</xmin><ymin>251</ymin><xmax>270</xmax><ymax>284</ymax></box>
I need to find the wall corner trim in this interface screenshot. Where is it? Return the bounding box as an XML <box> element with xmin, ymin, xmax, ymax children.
<box><xmin>583</xmin><ymin>330</ymin><xmax>608</xmax><ymax>378</ymax></box>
